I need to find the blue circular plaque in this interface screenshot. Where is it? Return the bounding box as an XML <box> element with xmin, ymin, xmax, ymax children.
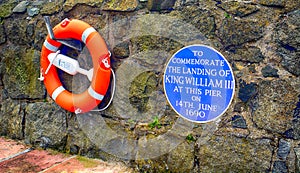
<box><xmin>164</xmin><ymin>45</ymin><xmax>235</xmax><ymax>123</ymax></box>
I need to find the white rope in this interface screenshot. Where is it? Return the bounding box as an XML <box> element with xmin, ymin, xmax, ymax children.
<box><xmin>90</xmin><ymin>68</ymin><xmax>116</xmax><ymax>112</ymax></box>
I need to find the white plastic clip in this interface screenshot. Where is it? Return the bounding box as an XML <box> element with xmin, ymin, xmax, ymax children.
<box><xmin>101</xmin><ymin>51</ymin><xmax>111</xmax><ymax>69</ymax></box>
<box><xmin>75</xmin><ymin>108</ymin><xmax>82</xmax><ymax>114</ymax></box>
<box><xmin>102</xmin><ymin>57</ymin><xmax>110</xmax><ymax>69</ymax></box>
<box><xmin>38</xmin><ymin>68</ymin><xmax>44</xmax><ymax>81</ymax></box>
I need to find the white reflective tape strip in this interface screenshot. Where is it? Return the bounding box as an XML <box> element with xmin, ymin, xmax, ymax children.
<box><xmin>88</xmin><ymin>86</ymin><xmax>104</xmax><ymax>101</ymax></box>
<box><xmin>51</xmin><ymin>86</ymin><xmax>65</xmax><ymax>101</ymax></box>
<box><xmin>44</xmin><ymin>40</ymin><xmax>59</xmax><ymax>52</ymax></box>
<box><xmin>81</xmin><ymin>27</ymin><xmax>96</xmax><ymax>44</ymax></box>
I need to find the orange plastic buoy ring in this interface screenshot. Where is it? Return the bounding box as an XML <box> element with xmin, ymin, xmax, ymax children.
<box><xmin>40</xmin><ymin>18</ymin><xmax>111</xmax><ymax>113</ymax></box>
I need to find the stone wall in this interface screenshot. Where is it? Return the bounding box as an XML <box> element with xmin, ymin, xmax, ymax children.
<box><xmin>0</xmin><ymin>0</ymin><xmax>299</xmax><ymax>172</ymax></box>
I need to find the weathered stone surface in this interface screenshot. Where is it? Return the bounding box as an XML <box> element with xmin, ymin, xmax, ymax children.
<box><xmin>0</xmin><ymin>24</ymin><xmax>6</xmax><ymax>44</ymax></box>
<box><xmin>167</xmin><ymin>142</ymin><xmax>194</xmax><ymax>172</ymax></box>
<box><xmin>147</xmin><ymin>0</ymin><xmax>176</xmax><ymax>11</ymax></box>
<box><xmin>160</xmin><ymin>0</ymin><xmax>176</xmax><ymax>10</ymax></box>
<box><xmin>40</xmin><ymin>1</ymin><xmax>64</xmax><ymax>15</ymax></box>
<box><xmin>218</xmin><ymin>18</ymin><xmax>264</xmax><ymax>48</ymax></box>
<box><xmin>135</xmin><ymin>158</ymin><xmax>169</xmax><ymax>172</ymax></box>
<box><xmin>119</xmin><ymin>13</ymin><xmax>209</xmax><ymax>48</ymax></box>
<box><xmin>101</xmin><ymin>0</ymin><xmax>138</xmax><ymax>11</ymax></box>
<box><xmin>284</xmin><ymin>0</ymin><xmax>300</xmax><ymax>12</ymax></box>
<box><xmin>295</xmin><ymin>148</ymin><xmax>300</xmax><ymax>172</ymax></box>
<box><xmin>0</xmin><ymin>1</ymin><xmax>17</xmax><ymax>18</ymax></box>
<box><xmin>12</xmin><ymin>1</ymin><xmax>28</xmax><ymax>13</ymax></box>
<box><xmin>275</xmin><ymin>10</ymin><xmax>300</xmax><ymax>76</ymax></box>
<box><xmin>65</xmin><ymin>114</ymin><xmax>100</xmax><ymax>156</ymax></box>
<box><xmin>26</xmin><ymin>23</ymin><xmax>35</xmax><ymax>37</ymax></box>
<box><xmin>217</xmin><ymin>1</ymin><xmax>259</xmax><ymax>17</ymax></box>
<box><xmin>231</xmin><ymin>115</ymin><xmax>247</xmax><ymax>129</ymax></box>
<box><xmin>252</xmin><ymin>80</ymin><xmax>298</xmax><ymax>134</ymax></box>
<box><xmin>137</xmin><ymin>119</ymin><xmax>192</xmax><ymax>158</ymax></box>
<box><xmin>262</xmin><ymin>65</ymin><xmax>279</xmax><ymax>78</ymax></box>
<box><xmin>130</xmin><ymin>36</ymin><xmax>182</xmax><ymax>56</ymax></box>
<box><xmin>113</xmin><ymin>47</ymin><xmax>170</xmax><ymax>121</ymax></box>
<box><xmin>133</xmin><ymin>135</ymin><xmax>194</xmax><ymax>172</ymax></box>
<box><xmin>198</xmin><ymin>135</ymin><xmax>273</xmax><ymax>172</ymax></box>
<box><xmin>4</xmin><ymin>18</ymin><xmax>35</xmax><ymax>45</ymax></box>
<box><xmin>133</xmin><ymin>118</ymin><xmax>194</xmax><ymax>170</ymax></box>
<box><xmin>174</xmin><ymin>0</ymin><xmax>199</xmax><ymax>7</ymax></box>
<box><xmin>129</xmin><ymin>71</ymin><xmax>158</xmax><ymax>112</ymax></box>
<box><xmin>110</xmin><ymin>14</ymin><xmax>130</xmax><ymax>40</ymax></box>
<box><xmin>113</xmin><ymin>42</ymin><xmax>130</xmax><ymax>59</ymax></box>
<box><xmin>172</xmin><ymin>6</ymin><xmax>215</xmax><ymax>38</ymax></box>
<box><xmin>27</xmin><ymin>7</ymin><xmax>39</xmax><ymax>17</ymax></box>
<box><xmin>63</xmin><ymin>7</ymin><xmax>106</xmax><ymax>30</ymax></box>
<box><xmin>293</xmin><ymin>100</ymin><xmax>300</xmax><ymax>119</ymax></box>
<box><xmin>277</xmin><ymin>139</ymin><xmax>291</xmax><ymax>160</ymax></box>
<box><xmin>256</xmin><ymin>0</ymin><xmax>285</xmax><ymax>7</ymax></box>
<box><xmin>63</xmin><ymin>0</ymin><xmax>104</xmax><ymax>12</ymax></box>
<box><xmin>25</xmin><ymin>102</ymin><xmax>67</xmax><ymax>150</ymax></box>
<box><xmin>1</xmin><ymin>46</ymin><xmax>44</xmax><ymax>99</ymax></box>
<box><xmin>228</xmin><ymin>46</ymin><xmax>264</xmax><ymax>63</ymax></box>
<box><xmin>273</xmin><ymin>161</ymin><xmax>288</xmax><ymax>173</ymax></box>
<box><xmin>288</xmin><ymin>103</ymin><xmax>300</xmax><ymax>139</ymax></box>
<box><xmin>147</xmin><ymin>0</ymin><xmax>161</xmax><ymax>11</ymax></box>
<box><xmin>238</xmin><ymin>80</ymin><xmax>258</xmax><ymax>103</ymax></box>
<box><xmin>75</xmin><ymin>112</ymin><xmax>138</xmax><ymax>160</ymax></box>
<box><xmin>233</xmin><ymin>102</ymin><xmax>244</xmax><ymax>113</ymax></box>
<box><xmin>0</xmin><ymin>99</ymin><xmax>24</xmax><ymax>139</ymax></box>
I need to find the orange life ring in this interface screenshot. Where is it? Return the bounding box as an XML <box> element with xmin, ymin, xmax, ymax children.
<box><xmin>40</xmin><ymin>18</ymin><xmax>111</xmax><ymax>113</ymax></box>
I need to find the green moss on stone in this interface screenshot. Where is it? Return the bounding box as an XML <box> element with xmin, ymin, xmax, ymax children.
<box><xmin>148</xmin><ymin>116</ymin><xmax>162</xmax><ymax>129</ymax></box>
<box><xmin>63</xmin><ymin>0</ymin><xmax>104</xmax><ymax>12</ymax></box>
<box><xmin>0</xmin><ymin>1</ymin><xmax>17</xmax><ymax>18</ymax></box>
<box><xmin>131</xmin><ymin>35</ymin><xmax>183</xmax><ymax>54</ymax></box>
<box><xmin>218</xmin><ymin>1</ymin><xmax>259</xmax><ymax>17</ymax></box>
<box><xmin>3</xmin><ymin>47</ymin><xmax>42</xmax><ymax>98</ymax></box>
<box><xmin>77</xmin><ymin>156</ymin><xmax>99</xmax><ymax>168</ymax></box>
<box><xmin>186</xmin><ymin>134</ymin><xmax>196</xmax><ymax>143</ymax></box>
<box><xmin>101</xmin><ymin>0</ymin><xmax>138</xmax><ymax>11</ymax></box>
<box><xmin>41</xmin><ymin>1</ymin><xmax>64</xmax><ymax>15</ymax></box>
<box><xmin>129</xmin><ymin>71</ymin><xmax>158</xmax><ymax>112</ymax></box>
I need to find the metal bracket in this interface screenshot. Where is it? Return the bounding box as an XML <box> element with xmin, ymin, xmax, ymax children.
<box><xmin>44</xmin><ymin>16</ymin><xmax>83</xmax><ymax>51</ymax></box>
